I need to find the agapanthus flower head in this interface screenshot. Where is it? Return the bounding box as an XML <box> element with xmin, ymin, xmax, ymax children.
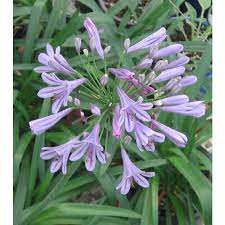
<box><xmin>30</xmin><ymin>18</ymin><xmax>206</xmax><ymax>195</ymax></box>
<box><xmin>116</xmin><ymin>149</ymin><xmax>155</xmax><ymax>195</ymax></box>
<box><xmin>34</xmin><ymin>43</ymin><xmax>75</xmax><ymax>75</ymax></box>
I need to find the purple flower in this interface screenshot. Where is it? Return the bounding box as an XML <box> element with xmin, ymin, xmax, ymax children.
<box><xmin>29</xmin><ymin>108</ymin><xmax>72</xmax><ymax>135</ymax></box>
<box><xmin>100</xmin><ymin>74</ymin><xmax>109</xmax><ymax>86</ymax></box>
<box><xmin>117</xmin><ymin>87</ymin><xmax>152</xmax><ymax>132</ymax></box>
<box><xmin>134</xmin><ymin>59</ymin><xmax>153</xmax><ymax>69</ymax></box>
<box><xmin>34</xmin><ymin>43</ymin><xmax>75</xmax><ymax>75</ymax></box>
<box><xmin>116</xmin><ymin>149</ymin><xmax>155</xmax><ymax>195</ymax></box>
<box><xmin>84</xmin><ymin>17</ymin><xmax>104</xmax><ymax>59</ymax></box>
<box><xmin>127</xmin><ymin>27</ymin><xmax>167</xmax><ymax>53</ymax></box>
<box><xmin>109</xmin><ymin>68</ymin><xmax>134</xmax><ymax>81</ymax></box>
<box><xmin>134</xmin><ymin>121</ymin><xmax>165</xmax><ymax>151</ymax></box>
<box><xmin>90</xmin><ymin>104</ymin><xmax>101</xmax><ymax>116</ymax></box>
<box><xmin>40</xmin><ymin>136</ymin><xmax>80</xmax><ymax>174</ymax></box>
<box><xmin>152</xmin><ymin>44</ymin><xmax>183</xmax><ymax>58</ymax></box>
<box><xmin>165</xmin><ymin>56</ymin><xmax>190</xmax><ymax>70</ymax></box>
<box><xmin>152</xmin><ymin>120</ymin><xmax>188</xmax><ymax>147</ymax></box>
<box><xmin>160</xmin><ymin>101</ymin><xmax>206</xmax><ymax>118</ymax></box>
<box><xmin>38</xmin><ymin>73</ymin><xmax>86</xmax><ymax>113</ymax></box>
<box><xmin>153</xmin><ymin>66</ymin><xmax>185</xmax><ymax>83</ymax></box>
<box><xmin>153</xmin><ymin>95</ymin><xmax>189</xmax><ymax>106</ymax></box>
<box><xmin>69</xmin><ymin>124</ymin><xmax>106</xmax><ymax>171</ymax></box>
<box><xmin>170</xmin><ymin>75</ymin><xmax>198</xmax><ymax>94</ymax></box>
<box><xmin>112</xmin><ymin>104</ymin><xmax>123</xmax><ymax>138</ymax></box>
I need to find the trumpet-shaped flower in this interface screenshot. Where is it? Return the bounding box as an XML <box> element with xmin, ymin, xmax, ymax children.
<box><xmin>160</xmin><ymin>101</ymin><xmax>205</xmax><ymax>118</ymax></box>
<box><xmin>127</xmin><ymin>27</ymin><xmax>167</xmax><ymax>53</ymax></box>
<box><xmin>29</xmin><ymin>108</ymin><xmax>72</xmax><ymax>135</ymax></box>
<box><xmin>116</xmin><ymin>149</ymin><xmax>155</xmax><ymax>195</ymax></box>
<box><xmin>84</xmin><ymin>17</ymin><xmax>104</xmax><ymax>59</ymax></box>
<box><xmin>134</xmin><ymin>121</ymin><xmax>165</xmax><ymax>151</ymax></box>
<box><xmin>34</xmin><ymin>43</ymin><xmax>75</xmax><ymax>75</ymax></box>
<box><xmin>69</xmin><ymin>124</ymin><xmax>106</xmax><ymax>171</ymax></box>
<box><xmin>38</xmin><ymin>73</ymin><xmax>86</xmax><ymax>113</ymax></box>
<box><xmin>152</xmin><ymin>120</ymin><xmax>188</xmax><ymax>147</ymax></box>
<box><xmin>117</xmin><ymin>87</ymin><xmax>152</xmax><ymax>132</ymax></box>
<box><xmin>41</xmin><ymin>136</ymin><xmax>80</xmax><ymax>174</ymax></box>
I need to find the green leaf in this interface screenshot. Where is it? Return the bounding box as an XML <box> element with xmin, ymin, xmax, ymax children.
<box><xmin>14</xmin><ymin>6</ymin><xmax>31</xmax><ymax>17</ymax></box>
<box><xmin>34</xmin><ymin>203</ymin><xmax>141</xmax><ymax>223</ymax></box>
<box><xmin>13</xmin><ymin>132</ymin><xmax>33</xmax><ymax>184</ymax></box>
<box><xmin>23</xmin><ymin>0</ymin><xmax>48</xmax><ymax>62</ymax></box>
<box><xmin>151</xmin><ymin>176</ymin><xmax>159</xmax><ymax>225</ymax></box>
<box><xmin>198</xmin><ymin>0</ymin><xmax>211</xmax><ymax>10</ymax></box>
<box><xmin>168</xmin><ymin>156</ymin><xmax>212</xmax><ymax>225</ymax></box>
<box><xmin>22</xmin><ymin>161</ymin><xmax>81</xmax><ymax>225</ymax></box>
<box><xmin>76</xmin><ymin>0</ymin><xmax>102</xmax><ymax>12</ymax></box>
<box><xmin>108</xmin><ymin>0</ymin><xmax>130</xmax><ymax>16</ymax></box>
<box><xmin>187</xmin><ymin>41</ymin><xmax>212</xmax><ymax>100</ymax></box>
<box><xmin>192</xmin><ymin>149</ymin><xmax>212</xmax><ymax>171</ymax></box>
<box><xmin>43</xmin><ymin>0</ymin><xmax>68</xmax><ymax>38</ymax></box>
<box><xmin>14</xmin><ymin>156</ymin><xmax>30</xmax><ymax>225</ymax></box>
<box><xmin>169</xmin><ymin>194</ymin><xmax>188</xmax><ymax>225</ymax></box>
<box><xmin>140</xmin><ymin>188</ymin><xmax>151</xmax><ymax>225</ymax></box>
<box><xmin>51</xmin><ymin>11</ymin><xmax>83</xmax><ymax>46</ymax></box>
<box><xmin>26</xmin><ymin>98</ymin><xmax>50</xmax><ymax>206</ymax></box>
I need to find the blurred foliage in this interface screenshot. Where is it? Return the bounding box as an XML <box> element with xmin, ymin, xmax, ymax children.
<box><xmin>13</xmin><ymin>1</ymin><xmax>212</xmax><ymax>225</ymax></box>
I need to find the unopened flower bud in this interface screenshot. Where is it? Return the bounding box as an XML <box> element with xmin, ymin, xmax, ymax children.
<box><xmin>83</xmin><ymin>49</ymin><xmax>89</xmax><ymax>56</ymax></box>
<box><xmin>74</xmin><ymin>98</ymin><xmax>80</xmax><ymax>106</ymax></box>
<box><xmin>74</xmin><ymin>37</ymin><xmax>81</xmax><ymax>54</ymax></box>
<box><xmin>145</xmin><ymin>71</ymin><xmax>156</xmax><ymax>85</ymax></box>
<box><xmin>124</xmin><ymin>135</ymin><xmax>132</xmax><ymax>144</ymax></box>
<box><xmin>80</xmin><ymin>111</ymin><xmax>85</xmax><ymax>117</ymax></box>
<box><xmin>137</xmin><ymin>96</ymin><xmax>144</xmax><ymax>103</ymax></box>
<box><xmin>100</xmin><ymin>74</ymin><xmax>109</xmax><ymax>86</ymax></box>
<box><xmin>67</xmin><ymin>96</ymin><xmax>73</xmax><ymax>103</ymax></box>
<box><xmin>104</xmin><ymin>46</ymin><xmax>111</xmax><ymax>54</ymax></box>
<box><xmin>90</xmin><ymin>104</ymin><xmax>101</xmax><ymax>116</ymax></box>
<box><xmin>124</xmin><ymin>38</ymin><xmax>130</xmax><ymax>51</ymax></box>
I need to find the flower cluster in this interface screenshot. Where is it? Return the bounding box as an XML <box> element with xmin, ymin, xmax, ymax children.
<box><xmin>30</xmin><ymin>17</ymin><xmax>205</xmax><ymax>195</ymax></box>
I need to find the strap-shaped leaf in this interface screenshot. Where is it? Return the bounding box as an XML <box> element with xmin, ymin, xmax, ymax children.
<box><xmin>168</xmin><ymin>156</ymin><xmax>212</xmax><ymax>225</ymax></box>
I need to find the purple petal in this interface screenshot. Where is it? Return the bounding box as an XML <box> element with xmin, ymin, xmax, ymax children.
<box><xmin>153</xmin><ymin>66</ymin><xmax>185</xmax><ymax>83</ymax></box>
<box><xmin>69</xmin><ymin>143</ymin><xmax>88</xmax><ymax>161</ymax></box>
<box><xmin>46</xmin><ymin>43</ymin><xmax>54</xmax><ymax>56</ymax></box>
<box><xmin>50</xmin><ymin>158</ymin><xmax>62</xmax><ymax>173</ymax></box>
<box><xmin>153</xmin><ymin>44</ymin><xmax>183</xmax><ymax>58</ymax></box>
<box><xmin>84</xmin><ymin>17</ymin><xmax>104</xmax><ymax>59</ymax></box>
<box><xmin>85</xmin><ymin>147</ymin><xmax>96</xmax><ymax>171</ymax></box>
<box><xmin>38</xmin><ymin>53</ymin><xmax>50</xmax><ymax>65</ymax></box>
